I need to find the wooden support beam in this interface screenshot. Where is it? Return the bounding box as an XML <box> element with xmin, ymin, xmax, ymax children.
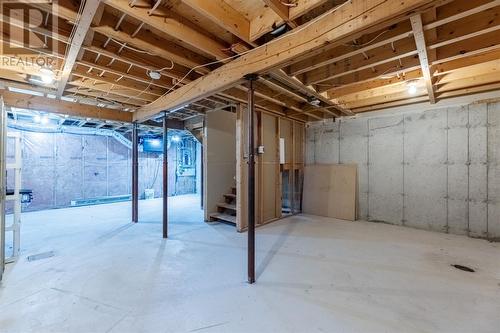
<box><xmin>57</xmin><ymin>0</ymin><xmax>102</xmax><ymax>98</ymax></box>
<box><xmin>270</xmin><ymin>70</ymin><xmax>350</xmax><ymax>116</ymax></box>
<box><xmin>410</xmin><ymin>14</ymin><xmax>436</xmax><ymax>103</ymax></box>
<box><xmin>182</xmin><ymin>0</ymin><xmax>254</xmax><ymax>46</ymax></box>
<box><xmin>135</xmin><ymin>0</ymin><xmax>444</xmax><ymax>121</ymax></box>
<box><xmin>289</xmin><ymin>0</ymin><xmax>331</xmax><ymax>20</ymax></box>
<box><xmin>92</xmin><ymin>22</ymin><xmax>210</xmax><ymax>73</ymax></box>
<box><xmin>262</xmin><ymin>0</ymin><xmax>297</xmax><ymax>28</ymax></box>
<box><xmin>302</xmin><ymin>37</ymin><xmax>418</xmax><ymax>85</ymax></box>
<box><xmin>263</xmin><ymin>0</ymin><xmax>290</xmax><ymax>21</ymax></box>
<box><xmin>76</xmin><ymin>60</ymin><xmax>173</xmax><ymax>90</ymax></box>
<box><xmin>1</xmin><ymin>91</ymin><xmax>133</xmax><ymax>122</ymax></box>
<box><xmin>65</xmin><ymin>87</ymin><xmax>146</xmax><ymax>107</ymax></box>
<box><xmin>68</xmin><ymin>78</ymin><xmax>156</xmax><ymax>103</ymax></box>
<box><xmin>103</xmin><ymin>0</ymin><xmax>229</xmax><ymax>60</ymax></box>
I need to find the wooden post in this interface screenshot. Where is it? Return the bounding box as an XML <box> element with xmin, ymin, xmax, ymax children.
<box><xmin>246</xmin><ymin>74</ymin><xmax>257</xmax><ymax>284</ymax></box>
<box><xmin>132</xmin><ymin>122</ymin><xmax>139</xmax><ymax>223</ymax></box>
<box><xmin>163</xmin><ymin>113</ymin><xmax>169</xmax><ymax>238</ymax></box>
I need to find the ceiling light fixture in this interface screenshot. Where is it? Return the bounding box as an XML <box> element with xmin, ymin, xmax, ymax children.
<box><xmin>148</xmin><ymin>70</ymin><xmax>161</xmax><ymax>80</ymax></box>
<box><xmin>33</xmin><ymin>115</ymin><xmax>41</xmax><ymax>123</ymax></box>
<box><xmin>407</xmin><ymin>81</ymin><xmax>418</xmax><ymax>95</ymax></box>
<box><xmin>307</xmin><ymin>96</ymin><xmax>321</xmax><ymax>106</ymax></box>
<box><xmin>40</xmin><ymin>115</ymin><xmax>49</xmax><ymax>125</ymax></box>
<box><xmin>39</xmin><ymin>67</ymin><xmax>55</xmax><ymax>85</ymax></box>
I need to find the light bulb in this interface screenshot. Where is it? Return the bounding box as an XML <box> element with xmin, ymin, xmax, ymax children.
<box><xmin>407</xmin><ymin>83</ymin><xmax>418</xmax><ymax>95</ymax></box>
<box><xmin>39</xmin><ymin>68</ymin><xmax>55</xmax><ymax>85</ymax></box>
<box><xmin>33</xmin><ymin>115</ymin><xmax>41</xmax><ymax>123</ymax></box>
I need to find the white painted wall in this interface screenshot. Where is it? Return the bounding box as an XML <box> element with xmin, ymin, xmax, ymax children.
<box><xmin>307</xmin><ymin>101</ymin><xmax>500</xmax><ymax>241</ymax></box>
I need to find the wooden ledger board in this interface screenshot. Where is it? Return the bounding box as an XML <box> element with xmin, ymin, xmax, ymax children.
<box><xmin>303</xmin><ymin>164</ymin><xmax>357</xmax><ymax>221</ymax></box>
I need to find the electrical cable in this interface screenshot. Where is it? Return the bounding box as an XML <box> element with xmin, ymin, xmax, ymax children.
<box><xmin>343</xmin><ymin>29</ymin><xmax>389</xmax><ymax>48</ymax></box>
<box><xmin>152</xmin><ymin>0</ymin><xmax>354</xmax><ymax>101</ymax></box>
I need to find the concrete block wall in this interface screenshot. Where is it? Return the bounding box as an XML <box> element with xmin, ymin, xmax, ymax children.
<box><xmin>306</xmin><ymin>101</ymin><xmax>500</xmax><ymax>241</ymax></box>
<box><xmin>6</xmin><ymin>130</ymin><xmax>197</xmax><ymax>212</ymax></box>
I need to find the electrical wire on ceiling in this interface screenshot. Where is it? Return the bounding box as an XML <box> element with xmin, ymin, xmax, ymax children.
<box><xmin>342</xmin><ymin>29</ymin><xmax>390</xmax><ymax>48</ymax></box>
<box><xmin>151</xmin><ymin>0</ymin><xmax>354</xmax><ymax>101</ymax></box>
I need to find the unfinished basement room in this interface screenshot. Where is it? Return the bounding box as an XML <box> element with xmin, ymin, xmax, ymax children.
<box><xmin>1</xmin><ymin>0</ymin><xmax>500</xmax><ymax>332</ymax></box>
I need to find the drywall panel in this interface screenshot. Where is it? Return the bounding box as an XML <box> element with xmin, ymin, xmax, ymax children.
<box><xmin>404</xmin><ymin>110</ymin><xmax>447</xmax><ymax>232</ymax></box>
<box><xmin>487</xmin><ymin>102</ymin><xmax>500</xmax><ymax>239</ymax></box>
<box><xmin>293</xmin><ymin>122</ymin><xmax>305</xmax><ymax>213</ymax></box>
<box><xmin>294</xmin><ymin>122</ymin><xmax>305</xmax><ymax>164</ymax></box>
<box><xmin>204</xmin><ymin>110</ymin><xmax>236</xmax><ymax>221</ymax></box>
<box><xmin>280</xmin><ymin>119</ymin><xmax>293</xmax><ymax>164</ymax></box>
<box><xmin>261</xmin><ymin>113</ymin><xmax>279</xmax><ymax>222</ymax></box>
<box><xmin>446</xmin><ymin>106</ymin><xmax>469</xmax><ymax>235</ymax></box>
<box><xmin>468</xmin><ymin>103</ymin><xmax>488</xmax><ymax>238</ymax></box>
<box><xmin>236</xmin><ymin>106</ymin><xmax>248</xmax><ymax>231</ymax></box>
<box><xmin>303</xmin><ymin>164</ymin><xmax>357</xmax><ymax>221</ymax></box>
<box><xmin>339</xmin><ymin>118</ymin><xmax>368</xmax><ymax>219</ymax></box>
<box><xmin>368</xmin><ymin>115</ymin><xmax>404</xmax><ymax>224</ymax></box>
<box><xmin>314</xmin><ymin>122</ymin><xmax>340</xmax><ymax>164</ymax></box>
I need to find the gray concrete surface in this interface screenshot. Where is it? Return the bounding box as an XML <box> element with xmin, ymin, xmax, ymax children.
<box><xmin>307</xmin><ymin>101</ymin><xmax>500</xmax><ymax>240</ymax></box>
<box><xmin>1</xmin><ymin>195</ymin><xmax>500</xmax><ymax>332</ymax></box>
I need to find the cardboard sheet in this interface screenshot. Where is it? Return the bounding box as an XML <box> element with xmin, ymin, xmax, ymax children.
<box><xmin>303</xmin><ymin>164</ymin><xmax>357</xmax><ymax>221</ymax></box>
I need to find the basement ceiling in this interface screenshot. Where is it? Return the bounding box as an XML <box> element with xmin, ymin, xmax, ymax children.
<box><xmin>0</xmin><ymin>0</ymin><xmax>499</xmax><ymax>122</ymax></box>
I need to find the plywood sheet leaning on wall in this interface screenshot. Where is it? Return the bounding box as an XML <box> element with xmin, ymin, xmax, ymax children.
<box><xmin>303</xmin><ymin>164</ymin><xmax>357</xmax><ymax>221</ymax></box>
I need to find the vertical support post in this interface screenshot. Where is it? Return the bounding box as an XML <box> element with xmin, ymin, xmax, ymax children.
<box><xmin>132</xmin><ymin>122</ymin><xmax>139</xmax><ymax>223</ymax></box>
<box><xmin>246</xmin><ymin>74</ymin><xmax>258</xmax><ymax>284</ymax></box>
<box><xmin>200</xmin><ymin>140</ymin><xmax>204</xmax><ymax>210</ymax></box>
<box><xmin>163</xmin><ymin>113</ymin><xmax>168</xmax><ymax>238</ymax></box>
<box><xmin>0</xmin><ymin>98</ymin><xmax>6</xmax><ymax>280</ymax></box>
<box><xmin>13</xmin><ymin>135</ymin><xmax>21</xmax><ymax>258</ymax></box>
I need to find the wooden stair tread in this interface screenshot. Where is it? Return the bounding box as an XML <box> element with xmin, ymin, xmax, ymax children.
<box><xmin>209</xmin><ymin>213</ymin><xmax>236</xmax><ymax>224</ymax></box>
<box><xmin>223</xmin><ymin>193</ymin><xmax>236</xmax><ymax>199</ymax></box>
<box><xmin>217</xmin><ymin>202</ymin><xmax>236</xmax><ymax>210</ymax></box>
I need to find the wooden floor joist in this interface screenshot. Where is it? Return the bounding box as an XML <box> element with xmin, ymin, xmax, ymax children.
<box><xmin>135</xmin><ymin>0</ymin><xmax>445</xmax><ymax>121</ymax></box>
<box><xmin>0</xmin><ymin>0</ymin><xmax>498</xmax><ymax>121</ymax></box>
<box><xmin>2</xmin><ymin>90</ymin><xmax>133</xmax><ymax>122</ymax></box>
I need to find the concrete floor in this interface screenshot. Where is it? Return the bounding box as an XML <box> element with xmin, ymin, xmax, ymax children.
<box><xmin>1</xmin><ymin>194</ymin><xmax>500</xmax><ymax>333</ymax></box>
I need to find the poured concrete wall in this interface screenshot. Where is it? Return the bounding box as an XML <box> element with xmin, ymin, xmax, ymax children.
<box><xmin>306</xmin><ymin>101</ymin><xmax>500</xmax><ymax>241</ymax></box>
<box><xmin>6</xmin><ymin>130</ymin><xmax>198</xmax><ymax>212</ymax></box>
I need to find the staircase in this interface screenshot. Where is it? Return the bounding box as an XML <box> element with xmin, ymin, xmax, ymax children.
<box><xmin>209</xmin><ymin>186</ymin><xmax>237</xmax><ymax>225</ymax></box>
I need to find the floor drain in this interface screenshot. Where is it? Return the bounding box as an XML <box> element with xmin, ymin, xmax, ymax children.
<box><xmin>451</xmin><ymin>264</ymin><xmax>475</xmax><ymax>272</ymax></box>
